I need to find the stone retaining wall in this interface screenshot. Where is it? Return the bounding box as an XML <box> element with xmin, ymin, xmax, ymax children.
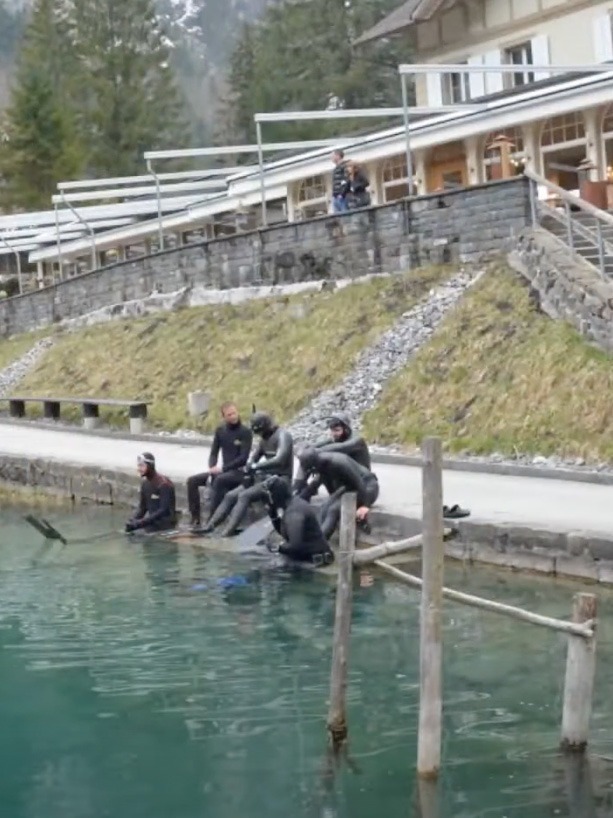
<box><xmin>1</xmin><ymin>177</ymin><xmax>530</xmax><ymax>337</ymax></box>
<box><xmin>3</xmin><ymin>453</ymin><xmax>611</xmax><ymax>585</ymax></box>
<box><xmin>508</xmin><ymin>227</ymin><xmax>613</xmax><ymax>352</ymax></box>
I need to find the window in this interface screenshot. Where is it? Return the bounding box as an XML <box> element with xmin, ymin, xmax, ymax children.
<box><xmin>297</xmin><ymin>175</ymin><xmax>326</xmax><ymax>202</ymax></box>
<box><xmin>441</xmin><ymin>170</ymin><xmax>464</xmax><ymax>188</ymax></box>
<box><xmin>442</xmin><ymin>62</ymin><xmax>470</xmax><ymax>104</ymax></box>
<box><xmin>382</xmin><ymin>155</ymin><xmax>410</xmax><ymax>202</ymax></box>
<box><xmin>504</xmin><ymin>41</ymin><xmax>534</xmax><ymax>88</ymax></box>
<box><xmin>541</xmin><ymin>113</ymin><xmax>585</xmax><ymax>147</ymax></box>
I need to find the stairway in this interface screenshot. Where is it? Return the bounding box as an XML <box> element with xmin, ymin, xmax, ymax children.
<box><xmin>539</xmin><ymin>209</ymin><xmax>613</xmax><ymax>278</ymax></box>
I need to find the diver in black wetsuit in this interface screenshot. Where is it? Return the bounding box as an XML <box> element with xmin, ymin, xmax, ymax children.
<box><xmin>186</xmin><ymin>402</ymin><xmax>253</xmax><ymax>529</ymax></box>
<box><xmin>292</xmin><ymin>412</ymin><xmax>371</xmax><ymax>500</ymax></box>
<box><xmin>125</xmin><ymin>453</ymin><xmax>177</xmax><ymax>534</ymax></box>
<box><xmin>202</xmin><ymin>411</ymin><xmax>294</xmax><ymax>537</ymax></box>
<box><xmin>262</xmin><ymin>476</ymin><xmax>334</xmax><ymax>566</ymax></box>
<box><xmin>298</xmin><ymin>447</ymin><xmax>379</xmax><ymax>539</ymax></box>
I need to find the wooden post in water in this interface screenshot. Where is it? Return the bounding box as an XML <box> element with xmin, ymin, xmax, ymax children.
<box><xmin>561</xmin><ymin>592</ymin><xmax>597</xmax><ymax>752</ymax></box>
<box><xmin>417</xmin><ymin>437</ymin><xmax>445</xmax><ymax>780</ymax></box>
<box><xmin>327</xmin><ymin>492</ymin><xmax>357</xmax><ymax>749</ymax></box>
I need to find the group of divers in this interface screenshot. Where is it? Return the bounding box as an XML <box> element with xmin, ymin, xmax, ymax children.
<box><xmin>125</xmin><ymin>402</ymin><xmax>470</xmax><ymax>569</ymax></box>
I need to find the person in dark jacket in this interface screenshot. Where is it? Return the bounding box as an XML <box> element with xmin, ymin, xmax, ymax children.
<box><xmin>262</xmin><ymin>476</ymin><xmax>334</xmax><ymax>566</ymax></box>
<box><xmin>202</xmin><ymin>411</ymin><xmax>294</xmax><ymax>537</ymax></box>
<box><xmin>125</xmin><ymin>452</ymin><xmax>177</xmax><ymax>534</ymax></box>
<box><xmin>186</xmin><ymin>402</ymin><xmax>252</xmax><ymax>529</ymax></box>
<box><xmin>293</xmin><ymin>412</ymin><xmax>371</xmax><ymax>500</ymax></box>
<box><xmin>346</xmin><ymin>161</ymin><xmax>371</xmax><ymax>209</ymax></box>
<box><xmin>331</xmin><ymin>149</ymin><xmax>349</xmax><ymax>214</ymax></box>
<box><xmin>298</xmin><ymin>448</ymin><xmax>379</xmax><ymax>539</ymax></box>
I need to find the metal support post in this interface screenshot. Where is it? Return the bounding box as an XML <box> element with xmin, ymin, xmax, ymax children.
<box><xmin>256</xmin><ymin>120</ymin><xmax>267</xmax><ymax>227</ymax></box>
<box><xmin>0</xmin><ymin>235</ymin><xmax>23</xmax><ymax>294</ymax></box>
<box><xmin>147</xmin><ymin>158</ymin><xmax>165</xmax><ymax>251</ymax></box>
<box><xmin>401</xmin><ymin>74</ymin><xmax>414</xmax><ymax>198</ymax></box>
<box><xmin>54</xmin><ymin>204</ymin><xmax>63</xmax><ymax>281</ymax></box>
<box><xmin>564</xmin><ymin>202</ymin><xmax>574</xmax><ymax>254</ymax></box>
<box><xmin>595</xmin><ymin>220</ymin><xmax>606</xmax><ymax>278</ymax></box>
<box><xmin>60</xmin><ymin>192</ymin><xmax>96</xmax><ymax>271</ymax></box>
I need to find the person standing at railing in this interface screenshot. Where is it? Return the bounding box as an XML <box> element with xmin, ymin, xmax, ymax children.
<box><xmin>346</xmin><ymin>161</ymin><xmax>371</xmax><ymax>209</ymax></box>
<box><xmin>331</xmin><ymin>149</ymin><xmax>349</xmax><ymax>213</ymax></box>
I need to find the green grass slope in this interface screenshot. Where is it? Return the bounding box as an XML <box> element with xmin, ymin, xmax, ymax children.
<box><xmin>362</xmin><ymin>264</ymin><xmax>613</xmax><ymax>462</ymax></box>
<box><xmin>15</xmin><ymin>267</ymin><xmax>451</xmax><ymax>430</ymax></box>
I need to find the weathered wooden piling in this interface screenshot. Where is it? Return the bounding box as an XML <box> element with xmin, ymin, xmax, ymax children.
<box><xmin>417</xmin><ymin>437</ymin><xmax>445</xmax><ymax>780</ymax></box>
<box><xmin>327</xmin><ymin>492</ymin><xmax>357</xmax><ymax>748</ymax></box>
<box><xmin>561</xmin><ymin>592</ymin><xmax>597</xmax><ymax>752</ymax></box>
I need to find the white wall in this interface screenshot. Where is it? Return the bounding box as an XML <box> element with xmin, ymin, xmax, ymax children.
<box><xmin>416</xmin><ymin>1</ymin><xmax>613</xmax><ymax>107</ymax></box>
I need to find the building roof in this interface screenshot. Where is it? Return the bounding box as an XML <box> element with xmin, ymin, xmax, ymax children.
<box><xmin>354</xmin><ymin>0</ymin><xmax>458</xmax><ymax>45</ymax></box>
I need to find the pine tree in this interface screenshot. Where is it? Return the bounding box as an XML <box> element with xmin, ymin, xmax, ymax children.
<box><xmin>221</xmin><ymin>0</ymin><xmax>412</xmax><ymax>146</ymax></box>
<box><xmin>0</xmin><ymin>0</ymin><xmax>85</xmax><ymax>209</ymax></box>
<box><xmin>216</xmin><ymin>22</ymin><xmax>258</xmax><ymax>147</ymax></box>
<box><xmin>67</xmin><ymin>0</ymin><xmax>189</xmax><ymax>177</ymax></box>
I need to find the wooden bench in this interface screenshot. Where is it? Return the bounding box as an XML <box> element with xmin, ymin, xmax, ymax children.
<box><xmin>2</xmin><ymin>396</ymin><xmax>149</xmax><ymax>434</ymax></box>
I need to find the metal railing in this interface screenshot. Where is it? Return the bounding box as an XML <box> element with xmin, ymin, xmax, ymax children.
<box><xmin>525</xmin><ymin>168</ymin><xmax>613</xmax><ymax>279</ymax></box>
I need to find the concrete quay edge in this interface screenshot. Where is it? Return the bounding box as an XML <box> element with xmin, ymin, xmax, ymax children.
<box><xmin>2</xmin><ymin>453</ymin><xmax>612</xmax><ymax>587</ymax></box>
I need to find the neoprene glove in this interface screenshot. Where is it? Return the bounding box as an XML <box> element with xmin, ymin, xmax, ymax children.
<box><xmin>125</xmin><ymin>520</ymin><xmax>142</xmax><ymax>533</ymax></box>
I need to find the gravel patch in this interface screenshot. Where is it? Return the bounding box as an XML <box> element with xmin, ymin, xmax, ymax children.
<box><xmin>288</xmin><ymin>269</ymin><xmax>481</xmax><ymax>444</ymax></box>
<box><xmin>0</xmin><ymin>338</ymin><xmax>55</xmax><ymax>398</ymax></box>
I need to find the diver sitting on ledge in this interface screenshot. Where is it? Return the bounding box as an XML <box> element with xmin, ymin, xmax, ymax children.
<box><xmin>263</xmin><ymin>476</ymin><xmax>334</xmax><ymax>566</ymax></box>
<box><xmin>292</xmin><ymin>411</ymin><xmax>371</xmax><ymax>500</ymax></box>
<box><xmin>201</xmin><ymin>411</ymin><xmax>294</xmax><ymax>538</ymax></box>
<box><xmin>298</xmin><ymin>447</ymin><xmax>379</xmax><ymax>539</ymax></box>
<box><xmin>125</xmin><ymin>452</ymin><xmax>177</xmax><ymax>534</ymax></box>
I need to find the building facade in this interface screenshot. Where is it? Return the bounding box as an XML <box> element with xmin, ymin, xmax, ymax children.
<box><xmin>22</xmin><ymin>0</ymin><xmax>613</xmax><ymax>273</ymax></box>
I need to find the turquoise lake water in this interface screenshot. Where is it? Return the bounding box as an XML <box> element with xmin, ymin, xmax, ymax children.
<box><xmin>1</xmin><ymin>506</ymin><xmax>613</xmax><ymax>818</ymax></box>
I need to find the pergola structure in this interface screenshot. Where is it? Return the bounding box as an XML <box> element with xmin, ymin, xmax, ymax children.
<box><xmin>254</xmin><ymin>104</ymin><xmax>487</xmax><ymax>222</ymax></box>
<box><xmin>12</xmin><ymin>61</ymin><xmax>613</xmax><ymax>285</ymax></box>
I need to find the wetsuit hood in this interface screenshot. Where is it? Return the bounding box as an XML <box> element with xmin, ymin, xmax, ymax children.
<box><xmin>327</xmin><ymin>412</ymin><xmax>352</xmax><ymax>439</ymax></box>
<box><xmin>250</xmin><ymin>411</ymin><xmax>275</xmax><ymax>437</ymax></box>
<box><xmin>299</xmin><ymin>447</ymin><xmax>322</xmax><ymax>474</ymax></box>
<box><xmin>263</xmin><ymin>475</ymin><xmax>291</xmax><ymax>509</ymax></box>
<box><xmin>137</xmin><ymin>451</ymin><xmax>156</xmax><ymax>479</ymax></box>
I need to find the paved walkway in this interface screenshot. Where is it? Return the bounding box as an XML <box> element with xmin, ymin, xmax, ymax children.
<box><xmin>0</xmin><ymin>424</ymin><xmax>611</xmax><ymax>537</ymax></box>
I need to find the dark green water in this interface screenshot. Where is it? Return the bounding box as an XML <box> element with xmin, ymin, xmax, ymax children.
<box><xmin>1</xmin><ymin>507</ymin><xmax>613</xmax><ymax>818</ymax></box>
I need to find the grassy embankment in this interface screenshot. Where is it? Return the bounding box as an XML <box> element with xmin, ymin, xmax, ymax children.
<box><xmin>12</xmin><ymin>266</ymin><xmax>451</xmax><ymax>430</ymax></box>
<box><xmin>362</xmin><ymin>263</ymin><xmax>613</xmax><ymax>462</ymax></box>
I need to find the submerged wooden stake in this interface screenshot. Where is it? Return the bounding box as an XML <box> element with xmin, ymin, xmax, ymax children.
<box><xmin>327</xmin><ymin>492</ymin><xmax>357</xmax><ymax>749</ymax></box>
<box><xmin>561</xmin><ymin>593</ymin><xmax>597</xmax><ymax>752</ymax></box>
<box><xmin>417</xmin><ymin>437</ymin><xmax>444</xmax><ymax>780</ymax></box>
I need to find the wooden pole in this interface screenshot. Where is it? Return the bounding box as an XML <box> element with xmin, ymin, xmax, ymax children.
<box><xmin>327</xmin><ymin>492</ymin><xmax>357</xmax><ymax>749</ymax></box>
<box><xmin>353</xmin><ymin>533</ymin><xmax>423</xmax><ymax>565</ymax></box>
<box><xmin>561</xmin><ymin>592</ymin><xmax>597</xmax><ymax>752</ymax></box>
<box><xmin>374</xmin><ymin>561</ymin><xmax>594</xmax><ymax>639</ymax></box>
<box><xmin>417</xmin><ymin>778</ymin><xmax>440</xmax><ymax>818</ymax></box>
<box><xmin>563</xmin><ymin>754</ymin><xmax>597</xmax><ymax>818</ymax></box>
<box><xmin>352</xmin><ymin>528</ymin><xmax>454</xmax><ymax>566</ymax></box>
<box><xmin>417</xmin><ymin>437</ymin><xmax>444</xmax><ymax>780</ymax></box>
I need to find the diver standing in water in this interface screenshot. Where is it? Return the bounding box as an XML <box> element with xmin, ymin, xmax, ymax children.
<box><xmin>262</xmin><ymin>476</ymin><xmax>334</xmax><ymax>566</ymax></box>
<box><xmin>201</xmin><ymin>411</ymin><xmax>294</xmax><ymax>537</ymax></box>
<box><xmin>297</xmin><ymin>448</ymin><xmax>379</xmax><ymax>539</ymax></box>
<box><xmin>125</xmin><ymin>453</ymin><xmax>177</xmax><ymax>534</ymax></box>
